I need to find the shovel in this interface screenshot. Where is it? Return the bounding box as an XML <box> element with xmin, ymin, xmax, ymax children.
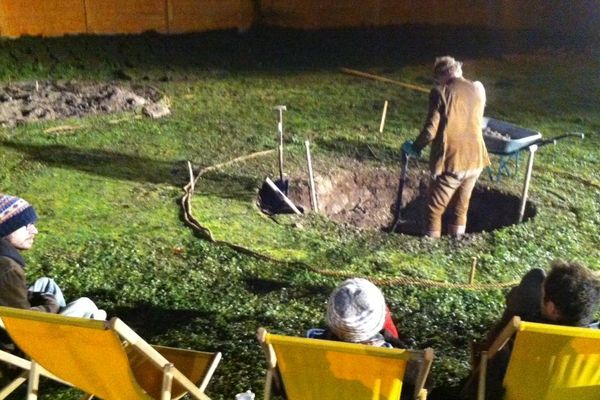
<box><xmin>389</xmin><ymin>150</ymin><xmax>410</xmax><ymax>233</ymax></box>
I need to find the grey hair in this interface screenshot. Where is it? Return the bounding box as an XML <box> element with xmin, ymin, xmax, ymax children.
<box><xmin>433</xmin><ymin>56</ymin><xmax>463</xmax><ymax>80</ymax></box>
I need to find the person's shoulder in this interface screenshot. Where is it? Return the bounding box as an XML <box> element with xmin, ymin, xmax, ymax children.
<box><xmin>0</xmin><ymin>255</ymin><xmax>22</xmax><ymax>272</ymax></box>
<box><xmin>587</xmin><ymin>321</ymin><xmax>599</xmax><ymax>329</ymax></box>
<box><xmin>306</xmin><ymin>328</ymin><xmax>328</xmax><ymax>339</ymax></box>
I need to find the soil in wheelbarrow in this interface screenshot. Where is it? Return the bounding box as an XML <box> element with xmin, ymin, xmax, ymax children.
<box><xmin>0</xmin><ymin>80</ymin><xmax>163</xmax><ymax>127</ymax></box>
<box><xmin>285</xmin><ymin>160</ymin><xmax>537</xmax><ymax>235</ymax></box>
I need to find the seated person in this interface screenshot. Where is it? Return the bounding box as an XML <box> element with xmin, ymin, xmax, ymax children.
<box><xmin>0</xmin><ymin>194</ymin><xmax>106</xmax><ymax>320</ymax></box>
<box><xmin>469</xmin><ymin>260</ymin><xmax>600</xmax><ymax>399</ymax></box>
<box><xmin>307</xmin><ymin>277</ymin><xmax>405</xmax><ymax>347</ymax></box>
<box><xmin>307</xmin><ymin>278</ymin><xmax>430</xmax><ymax>398</ymax></box>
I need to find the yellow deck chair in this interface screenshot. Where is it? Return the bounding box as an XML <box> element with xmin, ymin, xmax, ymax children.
<box><xmin>0</xmin><ymin>317</ymin><xmax>74</xmax><ymax>399</ymax></box>
<box><xmin>257</xmin><ymin>327</ymin><xmax>434</xmax><ymax>400</ymax></box>
<box><xmin>0</xmin><ymin>306</ymin><xmax>221</xmax><ymax>400</ymax></box>
<box><xmin>478</xmin><ymin>316</ymin><xmax>600</xmax><ymax>400</ymax></box>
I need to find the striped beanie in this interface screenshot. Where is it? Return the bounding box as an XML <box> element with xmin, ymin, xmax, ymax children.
<box><xmin>326</xmin><ymin>278</ymin><xmax>386</xmax><ymax>343</ymax></box>
<box><xmin>0</xmin><ymin>194</ymin><xmax>37</xmax><ymax>238</ymax></box>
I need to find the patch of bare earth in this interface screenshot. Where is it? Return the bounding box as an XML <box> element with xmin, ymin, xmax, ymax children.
<box><xmin>287</xmin><ymin>160</ymin><xmax>536</xmax><ymax>235</ymax></box>
<box><xmin>0</xmin><ymin>80</ymin><xmax>163</xmax><ymax>127</ymax></box>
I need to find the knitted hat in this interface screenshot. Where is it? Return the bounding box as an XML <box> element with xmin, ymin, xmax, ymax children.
<box><xmin>433</xmin><ymin>56</ymin><xmax>462</xmax><ymax>80</ymax></box>
<box><xmin>0</xmin><ymin>194</ymin><xmax>37</xmax><ymax>238</ymax></box>
<box><xmin>326</xmin><ymin>278</ymin><xmax>386</xmax><ymax>343</ymax></box>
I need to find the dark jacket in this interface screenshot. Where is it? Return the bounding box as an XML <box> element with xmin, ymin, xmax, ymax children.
<box><xmin>0</xmin><ymin>239</ymin><xmax>59</xmax><ymax>313</ymax></box>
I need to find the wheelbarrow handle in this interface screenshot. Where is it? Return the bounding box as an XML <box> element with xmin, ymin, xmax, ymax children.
<box><xmin>533</xmin><ymin>132</ymin><xmax>585</xmax><ymax>149</ymax></box>
<box><xmin>548</xmin><ymin>132</ymin><xmax>585</xmax><ymax>141</ymax></box>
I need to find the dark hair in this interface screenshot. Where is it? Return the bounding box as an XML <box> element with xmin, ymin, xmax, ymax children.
<box><xmin>544</xmin><ymin>261</ymin><xmax>600</xmax><ymax>326</ymax></box>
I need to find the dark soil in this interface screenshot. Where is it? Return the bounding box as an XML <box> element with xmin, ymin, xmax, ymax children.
<box><xmin>287</xmin><ymin>160</ymin><xmax>536</xmax><ymax>235</ymax></box>
<box><xmin>0</xmin><ymin>80</ymin><xmax>162</xmax><ymax>127</ymax></box>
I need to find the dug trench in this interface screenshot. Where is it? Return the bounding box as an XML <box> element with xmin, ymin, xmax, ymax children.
<box><xmin>280</xmin><ymin>161</ymin><xmax>537</xmax><ymax>235</ymax></box>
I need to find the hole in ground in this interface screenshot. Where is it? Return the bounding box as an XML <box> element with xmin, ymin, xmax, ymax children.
<box><xmin>284</xmin><ymin>161</ymin><xmax>537</xmax><ymax>235</ymax></box>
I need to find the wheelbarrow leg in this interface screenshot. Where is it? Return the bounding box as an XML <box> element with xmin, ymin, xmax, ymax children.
<box><xmin>518</xmin><ymin>144</ymin><xmax>538</xmax><ymax>223</ymax></box>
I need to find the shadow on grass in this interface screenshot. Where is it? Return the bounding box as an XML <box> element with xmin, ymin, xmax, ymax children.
<box><xmin>198</xmin><ymin>170</ymin><xmax>263</xmax><ymax>202</ymax></box>
<box><xmin>110</xmin><ymin>302</ymin><xmax>216</xmax><ymax>339</ymax></box>
<box><xmin>3</xmin><ymin>141</ymin><xmax>187</xmax><ymax>185</ymax></box>
<box><xmin>315</xmin><ymin>136</ymin><xmax>403</xmax><ymax>162</ymax></box>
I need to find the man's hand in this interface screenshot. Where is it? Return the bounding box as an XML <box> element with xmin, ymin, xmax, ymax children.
<box><xmin>402</xmin><ymin>140</ymin><xmax>421</xmax><ymax>158</ymax></box>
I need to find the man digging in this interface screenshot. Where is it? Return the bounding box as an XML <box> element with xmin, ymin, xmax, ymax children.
<box><xmin>403</xmin><ymin>56</ymin><xmax>490</xmax><ymax>238</ymax></box>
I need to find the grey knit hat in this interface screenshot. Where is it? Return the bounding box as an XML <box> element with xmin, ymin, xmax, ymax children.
<box><xmin>326</xmin><ymin>278</ymin><xmax>386</xmax><ymax>343</ymax></box>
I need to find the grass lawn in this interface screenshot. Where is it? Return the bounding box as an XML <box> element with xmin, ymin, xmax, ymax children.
<box><xmin>0</xmin><ymin>27</ymin><xmax>598</xmax><ymax>399</ymax></box>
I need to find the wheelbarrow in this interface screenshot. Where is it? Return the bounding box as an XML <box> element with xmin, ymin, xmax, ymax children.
<box><xmin>482</xmin><ymin>117</ymin><xmax>584</xmax><ymax>222</ymax></box>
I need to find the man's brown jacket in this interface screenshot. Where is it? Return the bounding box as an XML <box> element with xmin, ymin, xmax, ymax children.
<box><xmin>414</xmin><ymin>77</ymin><xmax>490</xmax><ymax>176</ymax></box>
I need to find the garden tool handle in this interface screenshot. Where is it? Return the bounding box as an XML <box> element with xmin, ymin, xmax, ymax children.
<box><xmin>390</xmin><ymin>150</ymin><xmax>410</xmax><ymax>233</ymax></box>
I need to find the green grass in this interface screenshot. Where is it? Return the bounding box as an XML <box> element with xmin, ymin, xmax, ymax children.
<box><xmin>0</xmin><ymin>28</ymin><xmax>598</xmax><ymax>398</ymax></box>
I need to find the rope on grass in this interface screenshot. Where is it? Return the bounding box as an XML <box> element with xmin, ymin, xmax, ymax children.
<box><xmin>181</xmin><ymin>153</ymin><xmax>519</xmax><ymax>290</ymax></box>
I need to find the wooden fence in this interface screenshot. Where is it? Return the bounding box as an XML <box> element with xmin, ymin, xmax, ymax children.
<box><xmin>0</xmin><ymin>0</ymin><xmax>597</xmax><ymax>38</ymax></box>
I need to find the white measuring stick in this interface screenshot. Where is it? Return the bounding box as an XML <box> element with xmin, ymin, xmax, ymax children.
<box><xmin>379</xmin><ymin>100</ymin><xmax>388</xmax><ymax>133</ymax></box>
<box><xmin>305</xmin><ymin>140</ymin><xmax>319</xmax><ymax>212</ymax></box>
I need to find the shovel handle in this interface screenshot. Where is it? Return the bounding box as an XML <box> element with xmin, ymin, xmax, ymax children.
<box><xmin>390</xmin><ymin>151</ymin><xmax>410</xmax><ymax>232</ymax></box>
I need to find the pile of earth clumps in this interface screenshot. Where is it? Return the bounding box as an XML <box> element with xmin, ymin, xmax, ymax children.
<box><xmin>0</xmin><ymin>81</ymin><xmax>164</xmax><ymax>127</ymax></box>
<box><xmin>286</xmin><ymin>160</ymin><xmax>536</xmax><ymax>235</ymax></box>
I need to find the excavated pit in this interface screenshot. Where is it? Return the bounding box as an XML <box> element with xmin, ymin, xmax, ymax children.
<box><xmin>285</xmin><ymin>162</ymin><xmax>537</xmax><ymax>235</ymax></box>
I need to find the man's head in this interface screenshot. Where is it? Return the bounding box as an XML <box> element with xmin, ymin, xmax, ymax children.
<box><xmin>0</xmin><ymin>194</ymin><xmax>38</xmax><ymax>250</ymax></box>
<box><xmin>326</xmin><ymin>278</ymin><xmax>386</xmax><ymax>343</ymax></box>
<box><xmin>541</xmin><ymin>261</ymin><xmax>600</xmax><ymax>326</ymax></box>
<box><xmin>433</xmin><ymin>56</ymin><xmax>463</xmax><ymax>84</ymax></box>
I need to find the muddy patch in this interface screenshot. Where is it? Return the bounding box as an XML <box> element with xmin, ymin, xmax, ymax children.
<box><xmin>0</xmin><ymin>80</ymin><xmax>163</xmax><ymax>127</ymax></box>
<box><xmin>285</xmin><ymin>161</ymin><xmax>537</xmax><ymax>235</ymax></box>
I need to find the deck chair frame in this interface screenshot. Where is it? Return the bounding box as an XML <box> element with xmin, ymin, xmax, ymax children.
<box><xmin>0</xmin><ymin>307</ymin><xmax>220</xmax><ymax>400</ymax></box>
<box><xmin>257</xmin><ymin>327</ymin><xmax>434</xmax><ymax>400</ymax></box>
<box><xmin>477</xmin><ymin>316</ymin><xmax>600</xmax><ymax>400</ymax></box>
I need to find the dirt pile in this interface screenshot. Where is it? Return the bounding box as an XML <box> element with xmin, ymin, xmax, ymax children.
<box><xmin>286</xmin><ymin>161</ymin><xmax>536</xmax><ymax>235</ymax></box>
<box><xmin>0</xmin><ymin>81</ymin><xmax>163</xmax><ymax>127</ymax></box>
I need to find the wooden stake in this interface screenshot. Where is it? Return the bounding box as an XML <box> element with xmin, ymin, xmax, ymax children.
<box><xmin>305</xmin><ymin>140</ymin><xmax>319</xmax><ymax>212</ymax></box>
<box><xmin>469</xmin><ymin>257</ymin><xmax>478</xmax><ymax>284</ymax></box>
<box><xmin>340</xmin><ymin>67</ymin><xmax>429</xmax><ymax>94</ymax></box>
<box><xmin>265</xmin><ymin>177</ymin><xmax>302</xmax><ymax>215</ymax></box>
<box><xmin>187</xmin><ymin>161</ymin><xmax>195</xmax><ymax>192</ymax></box>
<box><xmin>379</xmin><ymin>100</ymin><xmax>388</xmax><ymax>133</ymax></box>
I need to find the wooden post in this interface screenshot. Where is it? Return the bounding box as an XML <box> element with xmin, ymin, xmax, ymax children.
<box><xmin>161</xmin><ymin>363</ymin><xmax>174</xmax><ymax>400</ymax></box>
<box><xmin>305</xmin><ymin>140</ymin><xmax>319</xmax><ymax>212</ymax></box>
<box><xmin>469</xmin><ymin>257</ymin><xmax>477</xmax><ymax>284</ymax></box>
<box><xmin>187</xmin><ymin>161</ymin><xmax>195</xmax><ymax>192</ymax></box>
<box><xmin>379</xmin><ymin>100</ymin><xmax>388</xmax><ymax>133</ymax></box>
<box><xmin>26</xmin><ymin>361</ymin><xmax>39</xmax><ymax>400</ymax></box>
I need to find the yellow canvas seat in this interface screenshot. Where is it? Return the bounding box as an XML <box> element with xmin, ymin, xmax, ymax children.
<box><xmin>257</xmin><ymin>327</ymin><xmax>434</xmax><ymax>400</ymax></box>
<box><xmin>0</xmin><ymin>317</ymin><xmax>72</xmax><ymax>399</ymax></box>
<box><xmin>478</xmin><ymin>316</ymin><xmax>600</xmax><ymax>400</ymax></box>
<box><xmin>0</xmin><ymin>306</ymin><xmax>221</xmax><ymax>400</ymax></box>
